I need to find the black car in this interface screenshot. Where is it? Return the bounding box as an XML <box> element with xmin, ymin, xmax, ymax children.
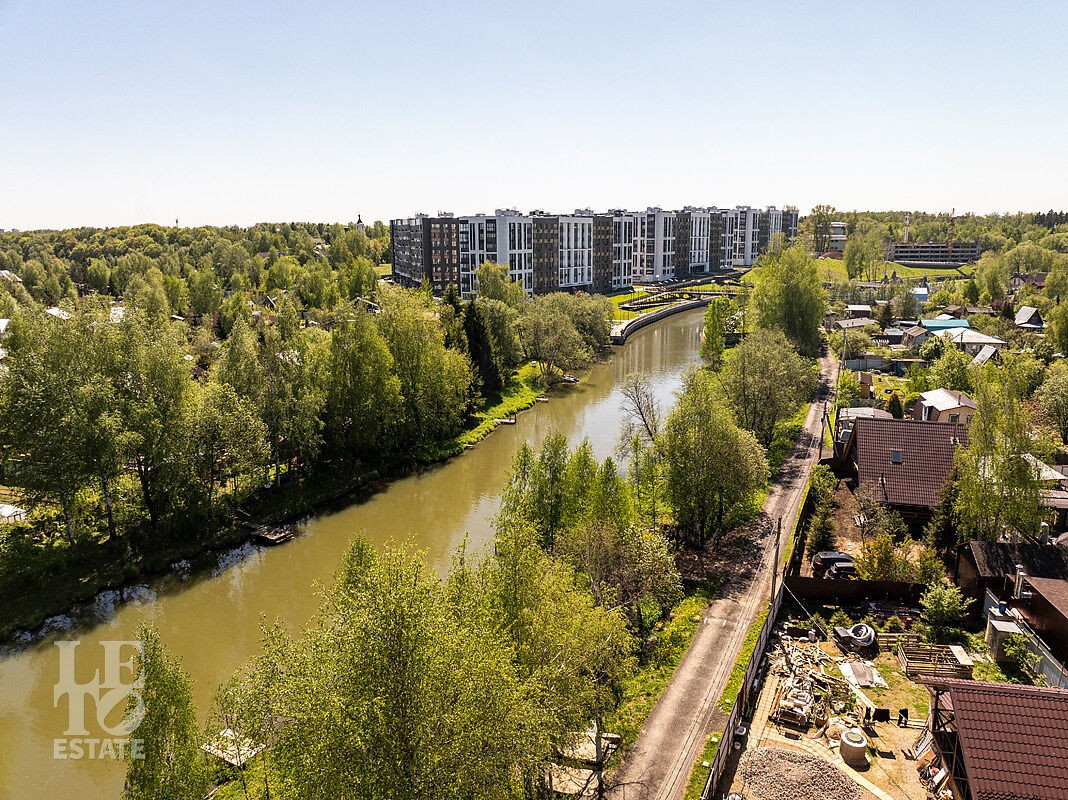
<box><xmin>812</xmin><ymin>551</ymin><xmax>853</xmax><ymax>575</ymax></box>
<box><xmin>825</xmin><ymin>562</ymin><xmax>858</xmax><ymax>580</ymax></box>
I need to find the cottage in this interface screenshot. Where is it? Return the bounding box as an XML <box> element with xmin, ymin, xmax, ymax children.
<box><xmin>832</xmin><ymin>406</ymin><xmax>893</xmax><ymax>454</ymax></box>
<box><xmin>921</xmin><ymin>317</ymin><xmax>970</xmax><ymax>333</ymax></box>
<box><xmin>841</xmin><ymin>417</ymin><xmax>964</xmax><ymax>522</ymax></box>
<box><xmin>0</xmin><ymin>504</ymin><xmax>27</xmax><ymax>524</ymax></box>
<box><xmin>901</xmin><ymin>324</ymin><xmax>930</xmax><ymax>349</ymax></box>
<box><xmin>1014</xmin><ymin>305</ymin><xmax>1045</xmax><ymax>330</ymax></box>
<box><xmin>1009</xmin><ymin>271</ymin><xmax>1048</xmax><ymax>292</ymax></box>
<box><xmin>920</xmin><ymin>678</ymin><xmax>1068</xmax><ymax>800</ymax></box>
<box><xmin>836</xmin><ymin>316</ymin><xmax>878</xmax><ymax>331</ymax></box>
<box><xmin>954</xmin><ymin>541</ymin><xmax>1068</xmax><ymax>601</ymax></box>
<box><xmin>937</xmin><ymin>327</ymin><xmax>1007</xmax><ymax>356</ymax></box>
<box><xmin>913</xmin><ymin>389</ymin><xmax>976</xmax><ymax>425</ymax></box>
<box><xmin>844</xmin><ymin>303</ymin><xmax>872</xmax><ymax>318</ymax></box>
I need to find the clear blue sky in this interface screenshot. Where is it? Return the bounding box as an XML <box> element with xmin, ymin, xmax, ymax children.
<box><xmin>1</xmin><ymin>0</ymin><xmax>1065</xmax><ymax>229</ymax></box>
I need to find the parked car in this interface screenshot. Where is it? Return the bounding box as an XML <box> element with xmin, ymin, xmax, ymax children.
<box><xmin>825</xmin><ymin>562</ymin><xmax>858</xmax><ymax>580</ymax></box>
<box><xmin>812</xmin><ymin>551</ymin><xmax>853</xmax><ymax>576</ymax></box>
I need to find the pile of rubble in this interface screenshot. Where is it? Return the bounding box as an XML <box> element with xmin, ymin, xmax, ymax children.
<box><xmin>737</xmin><ymin>747</ymin><xmax>865</xmax><ymax>800</ymax></box>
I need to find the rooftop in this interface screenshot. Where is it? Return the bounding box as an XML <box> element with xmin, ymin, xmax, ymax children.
<box><xmin>963</xmin><ymin>541</ymin><xmax>1068</xmax><ymax>581</ymax></box>
<box><xmin>918</xmin><ymin>388</ymin><xmax>977</xmax><ymax>412</ymax></box>
<box><xmin>1027</xmin><ymin>577</ymin><xmax>1068</xmax><ymax>621</ymax></box>
<box><xmin>850</xmin><ymin>417</ymin><xmax>965</xmax><ymax>508</ymax></box>
<box><xmin>925</xmin><ymin>679</ymin><xmax>1068</xmax><ymax>800</ymax></box>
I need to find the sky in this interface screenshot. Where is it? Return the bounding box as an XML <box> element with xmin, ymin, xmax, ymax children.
<box><xmin>1</xmin><ymin>0</ymin><xmax>1066</xmax><ymax>230</ymax></box>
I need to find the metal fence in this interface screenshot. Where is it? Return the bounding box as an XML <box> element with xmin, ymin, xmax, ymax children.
<box><xmin>699</xmin><ymin>583</ymin><xmax>784</xmax><ymax>800</ymax></box>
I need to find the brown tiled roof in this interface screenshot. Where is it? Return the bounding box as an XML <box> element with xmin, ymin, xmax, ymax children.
<box><xmin>933</xmin><ymin>679</ymin><xmax>1068</xmax><ymax>800</ymax></box>
<box><xmin>1027</xmin><ymin>577</ymin><xmax>1068</xmax><ymax>621</ymax></box>
<box><xmin>963</xmin><ymin>541</ymin><xmax>1068</xmax><ymax>581</ymax></box>
<box><xmin>850</xmin><ymin>417</ymin><xmax>965</xmax><ymax>508</ymax></box>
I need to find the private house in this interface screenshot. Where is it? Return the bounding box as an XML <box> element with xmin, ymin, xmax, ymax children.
<box><xmin>1009</xmin><ymin>272</ymin><xmax>1048</xmax><ymax>292</ymax></box>
<box><xmin>921</xmin><ymin>317</ymin><xmax>970</xmax><ymax>333</ymax></box>
<box><xmin>840</xmin><ymin>417</ymin><xmax>965</xmax><ymax>523</ymax></box>
<box><xmin>845</xmin><ymin>303</ymin><xmax>872</xmax><ymax>318</ymax></box>
<box><xmin>940</xmin><ymin>304</ymin><xmax>966</xmax><ymax>318</ymax></box>
<box><xmin>836</xmin><ymin>316</ymin><xmax>878</xmax><ymax>331</ymax></box>
<box><xmin>0</xmin><ymin>504</ymin><xmax>27</xmax><ymax>524</ymax></box>
<box><xmin>1014</xmin><ymin>577</ymin><xmax>1068</xmax><ymax>670</ymax></box>
<box><xmin>954</xmin><ymin>541</ymin><xmax>1068</xmax><ymax>602</ymax></box>
<box><xmin>832</xmin><ymin>406</ymin><xmax>892</xmax><ymax>456</ymax></box>
<box><xmin>913</xmin><ymin>389</ymin><xmax>976</xmax><ymax>425</ymax></box>
<box><xmin>872</xmin><ymin>327</ymin><xmax>904</xmax><ymax>346</ymax></box>
<box><xmin>937</xmin><ymin>327</ymin><xmax>1008</xmax><ymax>357</ymax></box>
<box><xmin>901</xmin><ymin>324</ymin><xmax>931</xmax><ymax>349</ymax></box>
<box><xmin>920</xmin><ymin>678</ymin><xmax>1068</xmax><ymax>800</ymax></box>
<box><xmin>1014</xmin><ymin>305</ymin><xmax>1045</xmax><ymax>330</ymax></box>
<box><xmin>971</xmin><ymin>344</ymin><xmax>999</xmax><ymax>366</ymax></box>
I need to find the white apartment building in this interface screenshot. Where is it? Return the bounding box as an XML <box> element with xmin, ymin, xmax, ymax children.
<box><xmin>458</xmin><ymin>210</ymin><xmax>534</xmax><ymax>296</ymax></box>
<box><xmin>634</xmin><ymin>208</ymin><xmax>677</xmax><ymax>281</ymax></box>
<box><xmin>610</xmin><ymin>212</ymin><xmax>635</xmax><ymax>290</ymax></box>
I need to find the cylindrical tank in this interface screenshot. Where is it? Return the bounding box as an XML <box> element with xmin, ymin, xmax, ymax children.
<box><xmin>840</xmin><ymin>727</ymin><xmax>869</xmax><ymax>768</ymax></box>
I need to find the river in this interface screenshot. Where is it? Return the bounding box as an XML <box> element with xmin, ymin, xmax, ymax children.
<box><xmin>0</xmin><ymin>308</ymin><xmax>703</xmax><ymax>800</ymax></box>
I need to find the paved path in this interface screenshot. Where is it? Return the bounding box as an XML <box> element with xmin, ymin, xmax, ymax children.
<box><xmin>608</xmin><ymin>353</ymin><xmax>838</xmax><ymax>800</ymax></box>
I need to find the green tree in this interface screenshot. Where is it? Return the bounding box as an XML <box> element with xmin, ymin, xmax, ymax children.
<box><xmin>476</xmin><ymin>261</ymin><xmax>527</xmax><ymax>308</ymax></box>
<box><xmin>700</xmin><ymin>296</ymin><xmax>735</xmax><ymax>369</ymax></box>
<box><xmin>750</xmin><ymin>244</ymin><xmax>827</xmax><ymax>356</ymax></box>
<box><xmin>886</xmin><ymin>392</ymin><xmax>905</xmax><ymax>419</ymax></box>
<box><xmin>661</xmin><ymin>370</ymin><xmax>769</xmax><ymax>546</ymax></box>
<box><xmin>190</xmin><ymin>382</ymin><xmax>269</xmax><ymax>506</ymax></box>
<box><xmin>1036</xmin><ymin>363</ymin><xmax>1068</xmax><ymax>444</ymax></box>
<box><xmin>719</xmin><ymin>329</ymin><xmax>816</xmax><ymax>446</ymax></box>
<box><xmin>928</xmin><ymin>346</ymin><xmax>973</xmax><ymax>392</ymax></box>
<box><xmin>123</xmin><ymin>626</ymin><xmax>209</xmax><ymax>800</ymax></box>
<box><xmin>919</xmin><ymin>584</ymin><xmax>973</xmax><ymax>634</ymax></box>
<box><xmin>809</xmin><ymin>205</ymin><xmax>836</xmax><ymax>254</ymax></box>
<box><xmin>324</xmin><ymin>305</ymin><xmax>402</xmax><ymax>458</ymax></box>
<box><xmin>518</xmin><ymin>294</ymin><xmax>589</xmax><ymax>382</ymax></box>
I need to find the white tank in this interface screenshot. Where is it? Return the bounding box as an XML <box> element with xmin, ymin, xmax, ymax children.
<box><xmin>839</xmin><ymin>727</ymin><xmax>869</xmax><ymax>768</ymax></box>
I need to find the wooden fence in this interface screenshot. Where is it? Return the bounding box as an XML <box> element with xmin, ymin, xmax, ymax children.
<box><xmin>698</xmin><ymin>584</ymin><xmax>784</xmax><ymax>800</ymax></box>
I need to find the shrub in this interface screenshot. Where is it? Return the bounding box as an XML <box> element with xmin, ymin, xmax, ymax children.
<box><xmin>805</xmin><ymin>509</ymin><xmax>837</xmax><ymax>556</ymax></box>
<box><xmin>829</xmin><ymin>609</ymin><xmax>853</xmax><ymax>629</ymax></box>
<box><xmin>882</xmin><ymin>615</ymin><xmax>905</xmax><ymax>633</ymax></box>
<box><xmin>920</xmin><ymin>585</ymin><xmax>973</xmax><ymax>632</ymax></box>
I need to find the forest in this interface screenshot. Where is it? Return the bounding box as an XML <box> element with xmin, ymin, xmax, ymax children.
<box><xmin>0</xmin><ymin>222</ymin><xmax>611</xmax><ymax>637</ymax></box>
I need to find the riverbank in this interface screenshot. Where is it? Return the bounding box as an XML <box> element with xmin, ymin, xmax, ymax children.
<box><xmin>0</xmin><ymin>363</ymin><xmax>557</xmax><ymax>644</ymax></box>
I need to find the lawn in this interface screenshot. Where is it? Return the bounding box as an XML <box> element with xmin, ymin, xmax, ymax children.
<box><xmin>605</xmin><ymin>580</ymin><xmax>721</xmax><ymax>749</ymax></box>
<box><xmin>816</xmin><ymin>260</ymin><xmax>972</xmax><ymax>283</ymax></box>
<box><xmin>606</xmin><ymin>289</ymin><xmax>651</xmax><ymax>321</ymax></box>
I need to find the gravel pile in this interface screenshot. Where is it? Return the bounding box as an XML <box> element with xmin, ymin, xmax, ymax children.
<box><xmin>738</xmin><ymin>747</ymin><xmax>864</xmax><ymax>800</ymax></box>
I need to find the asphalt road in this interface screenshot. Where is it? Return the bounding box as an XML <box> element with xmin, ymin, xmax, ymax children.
<box><xmin>608</xmin><ymin>352</ymin><xmax>838</xmax><ymax>800</ymax></box>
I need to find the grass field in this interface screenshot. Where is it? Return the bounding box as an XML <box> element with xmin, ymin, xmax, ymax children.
<box><xmin>815</xmin><ymin>260</ymin><xmax>974</xmax><ymax>283</ymax></box>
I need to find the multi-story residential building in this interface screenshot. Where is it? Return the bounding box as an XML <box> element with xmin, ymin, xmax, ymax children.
<box><xmin>391</xmin><ymin>203</ymin><xmax>796</xmax><ymax>295</ymax></box>
<box><xmin>457</xmin><ymin>210</ymin><xmax>534</xmax><ymax>296</ymax></box>
<box><xmin>390</xmin><ymin>213</ymin><xmax>460</xmax><ymax>294</ymax></box>
<box><xmin>887</xmin><ymin>240</ymin><xmax>982</xmax><ymax>266</ymax></box>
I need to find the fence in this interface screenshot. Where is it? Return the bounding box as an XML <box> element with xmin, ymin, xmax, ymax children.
<box><xmin>699</xmin><ymin>584</ymin><xmax>784</xmax><ymax>800</ymax></box>
<box><xmin>784</xmin><ymin>575</ymin><xmax>926</xmax><ymax>605</ymax></box>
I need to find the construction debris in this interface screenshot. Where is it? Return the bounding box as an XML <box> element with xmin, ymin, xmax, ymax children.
<box><xmin>737</xmin><ymin>747</ymin><xmax>864</xmax><ymax>800</ymax></box>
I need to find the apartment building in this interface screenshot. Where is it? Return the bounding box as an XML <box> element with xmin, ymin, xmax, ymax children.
<box><xmin>391</xmin><ymin>203</ymin><xmax>795</xmax><ymax>295</ymax></box>
<box><xmin>887</xmin><ymin>240</ymin><xmax>982</xmax><ymax>266</ymax></box>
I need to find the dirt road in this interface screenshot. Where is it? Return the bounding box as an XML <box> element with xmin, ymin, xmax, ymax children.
<box><xmin>608</xmin><ymin>353</ymin><xmax>838</xmax><ymax>800</ymax></box>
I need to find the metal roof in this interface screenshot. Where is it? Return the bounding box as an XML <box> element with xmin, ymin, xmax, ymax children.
<box><xmin>927</xmin><ymin>679</ymin><xmax>1068</xmax><ymax>800</ymax></box>
<box><xmin>919</xmin><ymin>388</ymin><xmax>977</xmax><ymax>412</ymax></box>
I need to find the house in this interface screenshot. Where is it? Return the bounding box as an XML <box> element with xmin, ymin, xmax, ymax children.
<box><xmin>901</xmin><ymin>324</ymin><xmax>931</xmax><ymax>349</ymax></box>
<box><xmin>937</xmin><ymin>327</ymin><xmax>1008</xmax><ymax>356</ymax></box>
<box><xmin>965</xmin><ymin>305</ymin><xmax>995</xmax><ymax>316</ymax></box>
<box><xmin>836</xmin><ymin>316</ymin><xmax>878</xmax><ymax>331</ymax></box>
<box><xmin>1014</xmin><ymin>305</ymin><xmax>1045</xmax><ymax>330</ymax></box>
<box><xmin>911</xmin><ymin>285</ymin><xmax>929</xmax><ymax>304</ymax></box>
<box><xmin>841</xmin><ymin>417</ymin><xmax>965</xmax><ymax>522</ymax></box>
<box><xmin>872</xmin><ymin>327</ymin><xmax>904</xmax><ymax>346</ymax></box>
<box><xmin>1009</xmin><ymin>271</ymin><xmax>1048</xmax><ymax>292</ymax></box>
<box><xmin>832</xmin><ymin>406</ymin><xmax>892</xmax><ymax>455</ymax></box>
<box><xmin>0</xmin><ymin>504</ymin><xmax>27</xmax><ymax>524</ymax></box>
<box><xmin>941</xmin><ymin>304</ymin><xmax>966</xmax><ymax>318</ymax></box>
<box><xmin>1014</xmin><ymin>577</ymin><xmax>1068</xmax><ymax>670</ymax></box>
<box><xmin>920</xmin><ymin>678</ymin><xmax>1068</xmax><ymax>800</ymax></box>
<box><xmin>920</xmin><ymin>317</ymin><xmax>970</xmax><ymax>333</ymax></box>
<box><xmin>954</xmin><ymin>541</ymin><xmax>1068</xmax><ymax>602</ymax></box>
<box><xmin>913</xmin><ymin>389</ymin><xmax>976</xmax><ymax>425</ymax></box>
<box><xmin>845</xmin><ymin>304</ymin><xmax>872</xmax><ymax>318</ymax></box>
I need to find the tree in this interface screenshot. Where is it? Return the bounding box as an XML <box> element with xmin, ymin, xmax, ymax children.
<box><xmin>123</xmin><ymin>626</ymin><xmax>209</xmax><ymax>800</ymax></box>
<box><xmin>661</xmin><ymin>370</ymin><xmax>769</xmax><ymax>546</ymax></box>
<box><xmin>518</xmin><ymin>294</ymin><xmax>589</xmax><ymax>382</ymax></box>
<box><xmin>700</xmin><ymin>296</ymin><xmax>735</xmax><ymax>369</ymax></box>
<box><xmin>854</xmin><ymin>528</ymin><xmax>912</xmax><ymax>582</ymax></box>
<box><xmin>919</xmin><ymin>585</ymin><xmax>973</xmax><ymax>633</ymax></box>
<box><xmin>805</xmin><ymin>509</ymin><xmax>837</xmax><ymax>556</ymax></box>
<box><xmin>895</xmin><ymin>288</ymin><xmax>920</xmax><ymax>321</ymax></box>
<box><xmin>809</xmin><ymin>205</ymin><xmax>836</xmax><ymax>254</ymax></box>
<box><xmin>954</xmin><ymin>375</ymin><xmax>1045</xmax><ymax>541</ymax></box>
<box><xmin>223</xmin><ymin>539</ymin><xmax>547</xmax><ymax>800</ymax></box>
<box><xmin>377</xmin><ymin>286</ymin><xmax>473</xmax><ymax>453</ymax></box>
<box><xmin>928</xmin><ymin>346</ymin><xmax>973</xmax><ymax>392</ymax></box>
<box><xmin>1036</xmin><ymin>363</ymin><xmax>1068</xmax><ymax>444</ymax></box>
<box><xmin>719</xmin><ymin>329</ymin><xmax>815</xmax><ymax>446</ymax></box>
<box><xmin>475</xmin><ymin>261</ymin><xmax>527</xmax><ymax>308</ymax></box>
<box><xmin>324</xmin><ymin>305</ymin><xmax>402</xmax><ymax>458</ymax></box>
<box><xmin>885</xmin><ymin>392</ymin><xmax>905</xmax><ymax>419</ymax></box>
<box><xmin>750</xmin><ymin>245</ymin><xmax>827</xmax><ymax>356</ymax></box>
<box><xmin>190</xmin><ymin>382</ymin><xmax>268</xmax><ymax>506</ymax></box>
